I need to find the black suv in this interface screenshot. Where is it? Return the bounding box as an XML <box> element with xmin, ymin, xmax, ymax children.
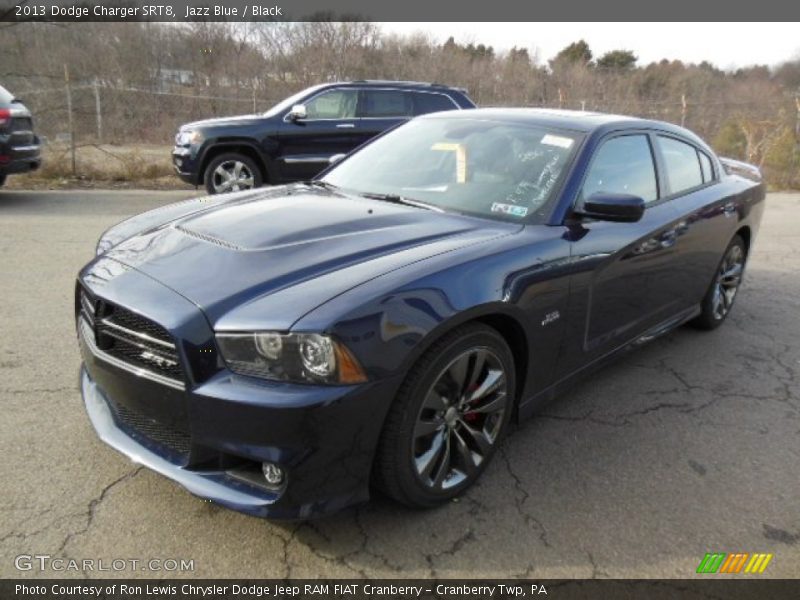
<box><xmin>0</xmin><ymin>84</ymin><xmax>41</xmax><ymax>188</ymax></box>
<box><xmin>172</xmin><ymin>81</ymin><xmax>475</xmax><ymax>194</ymax></box>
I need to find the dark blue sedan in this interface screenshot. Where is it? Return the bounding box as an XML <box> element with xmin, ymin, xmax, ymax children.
<box><xmin>76</xmin><ymin>109</ymin><xmax>765</xmax><ymax>518</ymax></box>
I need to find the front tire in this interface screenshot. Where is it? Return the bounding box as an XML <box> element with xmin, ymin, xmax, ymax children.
<box><xmin>374</xmin><ymin>323</ymin><xmax>515</xmax><ymax>508</ymax></box>
<box><xmin>203</xmin><ymin>153</ymin><xmax>262</xmax><ymax>195</ymax></box>
<box><xmin>692</xmin><ymin>234</ymin><xmax>747</xmax><ymax>330</ymax></box>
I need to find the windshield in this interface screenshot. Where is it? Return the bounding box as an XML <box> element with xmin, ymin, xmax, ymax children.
<box><xmin>322</xmin><ymin>117</ymin><xmax>581</xmax><ymax>223</ymax></box>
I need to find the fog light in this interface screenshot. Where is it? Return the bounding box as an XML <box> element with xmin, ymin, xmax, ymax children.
<box><xmin>262</xmin><ymin>462</ymin><xmax>284</xmax><ymax>485</ymax></box>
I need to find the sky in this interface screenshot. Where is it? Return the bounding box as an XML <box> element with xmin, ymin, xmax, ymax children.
<box><xmin>379</xmin><ymin>23</ymin><xmax>800</xmax><ymax>70</ymax></box>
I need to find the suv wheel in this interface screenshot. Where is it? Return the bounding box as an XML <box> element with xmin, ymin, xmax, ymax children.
<box><xmin>374</xmin><ymin>323</ymin><xmax>515</xmax><ymax>508</ymax></box>
<box><xmin>204</xmin><ymin>153</ymin><xmax>262</xmax><ymax>195</ymax></box>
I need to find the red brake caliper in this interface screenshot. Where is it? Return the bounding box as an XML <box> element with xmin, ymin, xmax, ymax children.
<box><xmin>463</xmin><ymin>383</ymin><xmax>480</xmax><ymax>422</ymax></box>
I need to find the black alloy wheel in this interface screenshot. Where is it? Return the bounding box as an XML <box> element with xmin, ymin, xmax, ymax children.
<box><xmin>374</xmin><ymin>323</ymin><xmax>515</xmax><ymax>507</ymax></box>
<box><xmin>693</xmin><ymin>234</ymin><xmax>747</xmax><ymax>330</ymax></box>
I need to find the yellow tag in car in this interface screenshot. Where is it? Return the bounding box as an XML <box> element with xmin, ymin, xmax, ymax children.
<box><xmin>431</xmin><ymin>143</ymin><xmax>467</xmax><ymax>183</ymax></box>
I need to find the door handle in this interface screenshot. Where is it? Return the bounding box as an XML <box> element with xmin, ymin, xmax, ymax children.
<box><xmin>659</xmin><ymin>230</ymin><xmax>678</xmax><ymax>248</ymax></box>
<box><xmin>723</xmin><ymin>202</ymin><xmax>737</xmax><ymax>216</ymax></box>
<box><xmin>336</xmin><ymin>123</ymin><xmax>355</xmax><ymax>129</ymax></box>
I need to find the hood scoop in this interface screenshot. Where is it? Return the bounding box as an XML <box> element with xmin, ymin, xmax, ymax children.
<box><xmin>174</xmin><ymin>225</ymin><xmax>244</xmax><ymax>251</ymax></box>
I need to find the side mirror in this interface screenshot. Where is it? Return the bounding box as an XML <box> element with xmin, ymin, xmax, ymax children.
<box><xmin>328</xmin><ymin>153</ymin><xmax>347</xmax><ymax>165</ymax></box>
<box><xmin>288</xmin><ymin>104</ymin><xmax>307</xmax><ymax>121</ymax></box>
<box><xmin>576</xmin><ymin>192</ymin><xmax>645</xmax><ymax>223</ymax></box>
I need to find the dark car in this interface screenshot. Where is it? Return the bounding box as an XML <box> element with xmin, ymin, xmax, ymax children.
<box><xmin>172</xmin><ymin>80</ymin><xmax>475</xmax><ymax>195</ymax></box>
<box><xmin>0</xmin><ymin>84</ymin><xmax>41</xmax><ymax>187</ymax></box>
<box><xmin>78</xmin><ymin>109</ymin><xmax>764</xmax><ymax>518</ymax></box>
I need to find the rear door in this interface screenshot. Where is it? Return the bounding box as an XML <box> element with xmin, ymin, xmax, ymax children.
<box><xmin>356</xmin><ymin>88</ymin><xmax>414</xmax><ymax>143</ymax></box>
<box><xmin>411</xmin><ymin>90</ymin><xmax>461</xmax><ymax>115</ymax></box>
<box><xmin>274</xmin><ymin>87</ymin><xmax>363</xmax><ymax>181</ymax></box>
<box><xmin>651</xmin><ymin>134</ymin><xmax>738</xmax><ymax>311</ymax></box>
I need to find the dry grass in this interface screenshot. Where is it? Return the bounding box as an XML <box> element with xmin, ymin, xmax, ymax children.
<box><xmin>6</xmin><ymin>143</ymin><xmax>194</xmax><ymax>190</ymax></box>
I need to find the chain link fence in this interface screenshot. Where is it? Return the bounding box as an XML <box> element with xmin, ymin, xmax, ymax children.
<box><xmin>9</xmin><ymin>80</ymin><xmax>800</xmax><ymax>188</ymax></box>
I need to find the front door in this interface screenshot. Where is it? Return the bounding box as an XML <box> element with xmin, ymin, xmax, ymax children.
<box><xmin>275</xmin><ymin>88</ymin><xmax>363</xmax><ymax>182</ymax></box>
<box><xmin>560</xmin><ymin>132</ymin><xmax>680</xmax><ymax>375</ymax></box>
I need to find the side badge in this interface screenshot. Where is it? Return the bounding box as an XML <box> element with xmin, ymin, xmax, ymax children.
<box><xmin>542</xmin><ymin>310</ymin><xmax>560</xmax><ymax>326</ymax></box>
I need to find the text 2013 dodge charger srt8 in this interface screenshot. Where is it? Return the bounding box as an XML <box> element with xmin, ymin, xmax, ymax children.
<box><xmin>77</xmin><ymin>109</ymin><xmax>765</xmax><ymax>519</ymax></box>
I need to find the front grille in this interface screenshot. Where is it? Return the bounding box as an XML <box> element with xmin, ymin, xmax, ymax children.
<box><xmin>101</xmin><ymin>334</ymin><xmax>183</xmax><ymax>379</ymax></box>
<box><xmin>79</xmin><ymin>288</ymin><xmax>96</xmax><ymax>326</ymax></box>
<box><xmin>109</xmin><ymin>398</ymin><xmax>191</xmax><ymax>456</ymax></box>
<box><xmin>108</xmin><ymin>307</ymin><xmax>173</xmax><ymax>344</ymax></box>
<box><xmin>79</xmin><ymin>287</ymin><xmax>184</xmax><ymax>385</ymax></box>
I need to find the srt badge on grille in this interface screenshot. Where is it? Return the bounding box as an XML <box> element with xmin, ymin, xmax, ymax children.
<box><xmin>139</xmin><ymin>351</ymin><xmax>178</xmax><ymax>369</ymax></box>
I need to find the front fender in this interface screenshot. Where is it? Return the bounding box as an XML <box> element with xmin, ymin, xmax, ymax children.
<box><xmin>295</xmin><ymin>227</ymin><xmax>573</xmax><ymax>400</ymax></box>
<box><xmin>196</xmin><ymin>137</ymin><xmax>276</xmax><ymax>178</ymax></box>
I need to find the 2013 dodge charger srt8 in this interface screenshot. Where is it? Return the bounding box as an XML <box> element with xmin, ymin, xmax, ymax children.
<box><xmin>77</xmin><ymin>109</ymin><xmax>765</xmax><ymax>518</ymax></box>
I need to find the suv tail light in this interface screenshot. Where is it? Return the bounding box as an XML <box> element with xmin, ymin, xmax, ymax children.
<box><xmin>0</xmin><ymin>108</ymin><xmax>10</xmax><ymax>129</ymax></box>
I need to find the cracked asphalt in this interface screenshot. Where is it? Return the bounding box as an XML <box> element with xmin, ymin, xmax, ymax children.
<box><xmin>1</xmin><ymin>189</ymin><xmax>798</xmax><ymax>579</ymax></box>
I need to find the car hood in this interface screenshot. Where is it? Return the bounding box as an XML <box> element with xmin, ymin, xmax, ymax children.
<box><xmin>104</xmin><ymin>188</ymin><xmax>520</xmax><ymax>328</ymax></box>
<box><xmin>181</xmin><ymin>114</ymin><xmax>264</xmax><ymax>130</ymax></box>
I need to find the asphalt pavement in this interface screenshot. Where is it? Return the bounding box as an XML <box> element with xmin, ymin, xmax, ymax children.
<box><xmin>1</xmin><ymin>189</ymin><xmax>798</xmax><ymax>578</ymax></box>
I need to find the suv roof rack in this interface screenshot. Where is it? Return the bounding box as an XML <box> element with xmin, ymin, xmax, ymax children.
<box><xmin>347</xmin><ymin>80</ymin><xmax>468</xmax><ymax>94</ymax></box>
<box><xmin>349</xmin><ymin>79</ymin><xmax>441</xmax><ymax>87</ymax></box>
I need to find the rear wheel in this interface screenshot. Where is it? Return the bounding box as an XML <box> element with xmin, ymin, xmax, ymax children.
<box><xmin>203</xmin><ymin>152</ymin><xmax>262</xmax><ymax>195</ymax></box>
<box><xmin>374</xmin><ymin>323</ymin><xmax>515</xmax><ymax>508</ymax></box>
<box><xmin>692</xmin><ymin>235</ymin><xmax>747</xmax><ymax>330</ymax></box>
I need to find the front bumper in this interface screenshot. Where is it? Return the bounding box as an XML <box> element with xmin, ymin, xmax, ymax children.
<box><xmin>81</xmin><ymin>366</ymin><xmax>284</xmax><ymax>514</ymax></box>
<box><xmin>79</xmin><ymin>353</ymin><xmax>400</xmax><ymax>520</ymax></box>
<box><xmin>76</xmin><ymin>266</ymin><xmax>401</xmax><ymax>519</ymax></box>
<box><xmin>171</xmin><ymin>145</ymin><xmax>200</xmax><ymax>185</ymax></box>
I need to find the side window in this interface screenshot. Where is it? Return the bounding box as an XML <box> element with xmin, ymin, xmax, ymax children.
<box><xmin>698</xmin><ymin>150</ymin><xmax>714</xmax><ymax>183</ymax></box>
<box><xmin>304</xmin><ymin>89</ymin><xmax>358</xmax><ymax>119</ymax></box>
<box><xmin>359</xmin><ymin>90</ymin><xmax>412</xmax><ymax>118</ymax></box>
<box><xmin>413</xmin><ymin>92</ymin><xmax>457</xmax><ymax>115</ymax></box>
<box><xmin>582</xmin><ymin>135</ymin><xmax>658</xmax><ymax>204</ymax></box>
<box><xmin>658</xmin><ymin>136</ymin><xmax>704</xmax><ymax>194</ymax></box>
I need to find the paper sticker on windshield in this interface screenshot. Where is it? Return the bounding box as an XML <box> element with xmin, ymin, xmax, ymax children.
<box><xmin>491</xmin><ymin>202</ymin><xmax>529</xmax><ymax>218</ymax></box>
<box><xmin>431</xmin><ymin>142</ymin><xmax>467</xmax><ymax>183</ymax></box>
<box><xmin>541</xmin><ymin>134</ymin><xmax>573</xmax><ymax>149</ymax></box>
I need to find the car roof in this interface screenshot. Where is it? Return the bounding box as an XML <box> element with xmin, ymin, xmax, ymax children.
<box><xmin>331</xmin><ymin>80</ymin><xmax>465</xmax><ymax>92</ymax></box>
<box><xmin>420</xmin><ymin>107</ymin><xmax>694</xmax><ymax>137</ymax></box>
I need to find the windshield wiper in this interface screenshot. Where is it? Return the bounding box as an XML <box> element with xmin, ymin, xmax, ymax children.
<box><xmin>359</xmin><ymin>192</ymin><xmax>443</xmax><ymax>212</ymax></box>
<box><xmin>306</xmin><ymin>180</ymin><xmax>339</xmax><ymax>191</ymax></box>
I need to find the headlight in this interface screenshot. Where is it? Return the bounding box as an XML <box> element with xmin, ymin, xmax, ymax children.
<box><xmin>216</xmin><ymin>332</ymin><xmax>367</xmax><ymax>385</ymax></box>
<box><xmin>175</xmin><ymin>130</ymin><xmax>202</xmax><ymax>146</ymax></box>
